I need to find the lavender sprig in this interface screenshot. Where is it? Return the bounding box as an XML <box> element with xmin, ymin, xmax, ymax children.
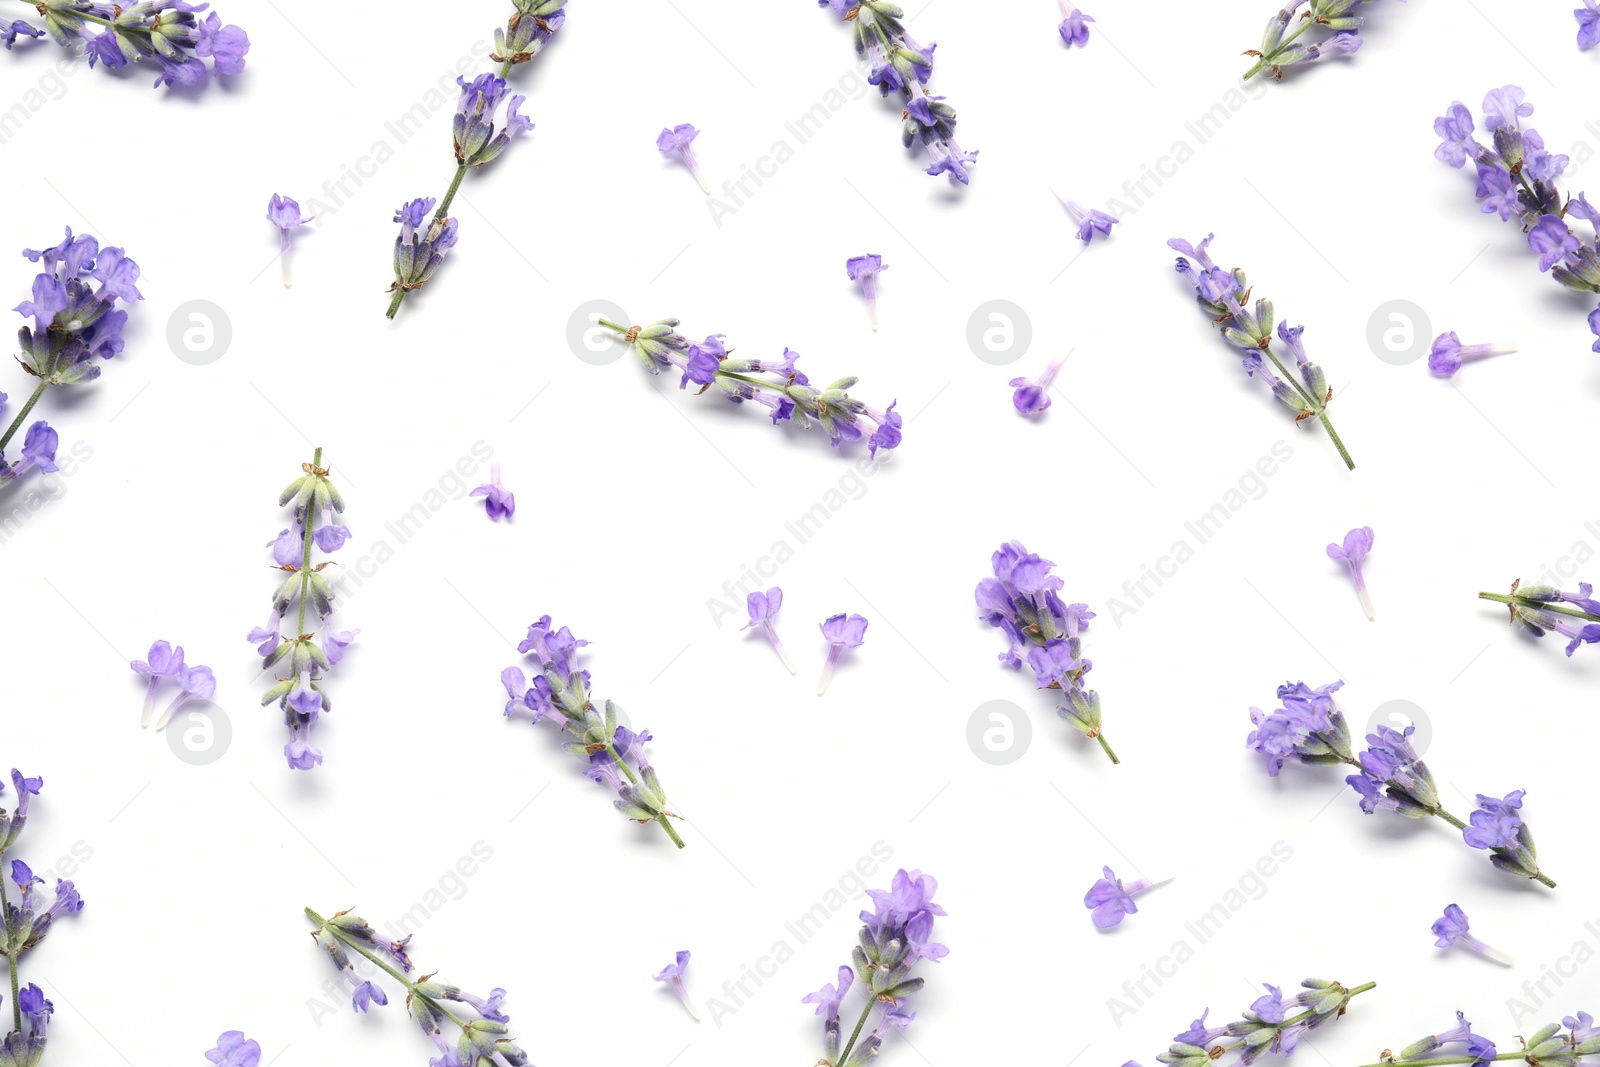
<box><xmin>385</xmin><ymin>0</ymin><xmax>564</xmax><ymax>320</ymax></box>
<box><xmin>252</xmin><ymin>448</ymin><xmax>358</xmax><ymax>771</ymax></box>
<box><xmin>1247</xmin><ymin>681</ymin><xmax>1556</xmax><ymax>887</ymax></box>
<box><xmin>0</xmin><ymin>769</ymin><xmax>85</xmax><ymax>1059</ymax></box>
<box><xmin>1170</xmin><ymin>234</ymin><xmax>1355</xmax><ymax>470</ymax></box>
<box><xmin>305</xmin><ymin>906</ymin><xmax>531</xmax><ymax>1067</ymax></box>
<box><xmin>500</xmin><ymin>617</ymin><xmax>686</xmax><ymax>849</ymax></box>
<box><xmin>976</xmin><ymin>540</ymin><xmax>1116</xmax><ymax>763</ymax></box>
<box><xmin>1356</xmin><ymin>1011</ymin><xmax>1599</xmax><ymax>1067</ymax></box>
<box><xmin>1479</xmin><ymin>579</ymin><xmax>1600</xmax><ymax>657</ymax></box>
<box><xmin>1156</xmin><ymin>980</ymin><xmax>1375</xmax><ymax>1067</ymax></box>
<box><xmin>4</xmin><ymin>228</ymin><xmax>142</xmax><ymax>492</ymax></box>
<box><xmin>817</xmin><ymin>0</ymin><xmax>977</xmax><ymax>184</ymax></box>
<box><xmin>803</xmin><ymin>869</ymin><xmax>947</xmax><ymax>1067</ymax></box>
<box><xmin>598</xmin><ymin>317</ymin><xmax>902</xmax><ymax>456</ymax></box>
<box><xmin>1243</xmin><ymin>2</ymin><xmax>1379</xmax><ymax>81</ymax></box>
<box><xmin>4</xmin><ymin>0</ymin><xmax>249</xmax><ymax>88</ymax></box>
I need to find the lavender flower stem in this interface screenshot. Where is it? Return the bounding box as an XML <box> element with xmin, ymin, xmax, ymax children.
<box><xmin>305</xmin><ymin>908</ymin><xmax>472</xmax><ymax>1028</ymax></box>
<box><xmin>1356</xmin><ymin>1056</ymin><xmax>1532</xmax><ymax>1067</ymax></box>
<box><xmin>836</xmin><ymin>995</ymin><xmax>878</xmax><ymax>1067</ymax></box>
<box><xmin>601</xmin><ymin>743</ymin><xmax>685</xmax><ymax>849</ymax></box>
<box><xmin>295</xmin><ymin>447</ymin><xmax>322</xmax><ymax>636</ymax></box>
<box><xmin>1244</xmin><ymin>18</ymin><xmax>1314</xmax><ymax>79</ymax></box>
<box><xmin>1314</xmin><ymin>410</ymin><xmax>1355</xmax><ymax>471</ymax></box>
<box><xmin>0</xmin><ymin>380</ymin><xmax>49</xmax><ymax>453</ymax></box>
<box><xmin>1095</xmin><ymin>731</ymin><xmax>1120</xmax><ymax>765</ymax></box>
<box><xmin>1479</xmin><ymin>591</ymin><xmax>1600</xmax><ymax>624</ymax></box>
<box><xmin>1257</xmin><ymin>342</ymin><xmax>1354</xmax><ymax>470</ymax></box>
<box><xmin>0</xmin><ymin>877</ymin><xmax>19</xmax><ymax>1031</ymax></box>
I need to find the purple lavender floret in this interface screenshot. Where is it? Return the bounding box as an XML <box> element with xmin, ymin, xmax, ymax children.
<box><xmin>1430</xmin><ymin>907</ymin><xmax>1512</xmax><ymax>967</ymax></box>
<box><xmin>1481</xmin><ymin>579</ymin><xmax>1600</xmax><ymax>657</ymax></box>
<box><xmin>7</xmin><ymin>1</ymin><xmax>249</xmax><ymax>88</ymax></box>
<box><xmin>1243</xmin><ymin>1</ymin><xmax>1392</xmax><ymax>81</ymax></box>
<box><xmin>1580</xmin><ymin>0</ymin><xmax>1600</xmax><ymax>49</ymax></box>
<box><xmin>1157</xmin><ymin>979</ymin><xmax>1373</xmax><ymax>1067</ymax></box>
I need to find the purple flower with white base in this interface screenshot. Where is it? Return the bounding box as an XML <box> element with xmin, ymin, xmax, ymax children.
<box><xmin>131</xmin><ymin>639</ymin><xmax>187</xmax><ymax>727</ymax></box>
<box><xmin>266</xmin><ymin>194</ymin><xmax>313</xmax><ymax>288</ymax></box>
<box><xmin>1058</xmin><ymin>3</ymin><xmax>1093</xmax><ymax>46</ymax></box>
<box><xmin>817</xmin><ymin>613</ymin><xmax>867</xmax><ymax>695</ymax></box>
<box><xmin>742</xmin><ymin>587</ymin><xmax>795</xmax><ymax>674</ymax></box>
<box><xmin>657</xmin><ymin>123</ymin><xmax>710</xmax><ymax>194</ymax></box>
<box><xmin>1157</xmin><ymin>979</ymin><xmax>1374</xmax><ymax>1067</ymax></box>
<box><xmin>654</xmin><ymin>950</ymin><xmax>701</xmax><ymax>1021</ymax></box>
<box><xmin>1431</xmin><ymin>905</ymin><xmax>1512</xmax><ymax>967</ymax></box>
<box><xmin>150</xmin><ymin>663</ymin><xmax>218</xmax><ymax>731</ymax></box>
<box><xmin>803</xmin><ymin>965</ymin><xmax>854</xmax><ymax>1022</ymax></box>
<box><xmin>470</xmin><ymin>461</ymin><xmax>515</xmax><ymax>521</ymax></box>
<box><xmin>1427</xmin><ymin>332</ymin><xmax>1517</xmax><ymax>376</ymax></box>
<box><xmin>1057</xmin><ymin>195</ymin><xmax>1117</xmax><ymax>243</ymax></box>
<box><xmin>1530</xmin><ymin>214</ymin><xmax>1582</xmax><ymax>271</ymax></box>
<box><xmin>205</xmin><ymin>1031</ymin><xmax>262</xmax><ymax>1067</ymax></box>
<box><xmin>1010</xmin><ymin>355</ymin><xmax>1064</xmax><ymax>415</ymax></box>
<box><xmin>1580</xmin><ymin>0</ymin><xmax>1600</xmax><ymax>49</ymax></box>
<box><xmin>846</xmin><ymin>254</ymin><xmax>888</xmax><ymax>330</ymax></box>
<box><xmin>1325</xmin><ymin>526</ymin><xmax>1375</xmax><ymax>620</ymax></box>
<box><xmin>1084</xmin><ymin>866</ymin><xmax>1171</xmax><ymax>928</ymax></box>
<box><xmin>1393</xmin><ymin>1012</ymin><xmax>1499</xmax><ymax>1067</ymax></box>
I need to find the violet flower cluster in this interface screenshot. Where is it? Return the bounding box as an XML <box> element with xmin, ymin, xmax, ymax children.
<box><xmin>4</xmin><ymin>0</ymin><xmax>249</xmax><ymax>88</ymax></box>
<box><xmin>306</xmin><ymin>906</ymin><xmax>531</xmax><ymax>1067</ymax></box>
<box><xmin>976</xmin><ymin>540</ymin><xmax>1116</xmax><ymax>763</ymax></box>
<box><xmin>251</xmin><ymin>448</ymin><xmax>358</xmax><ymax>771</ymax></box>
<box><xmin>1247</xmin><ymin>680</ymin><xmax>1557</xmax><ymax>887</ymax></box>
<box><xmin>1155</xmin><ymin>979</ymin><xmax>1375</xmax><ymax>1067</ymax></box>
<box><xmin>598</xmin><ymin>316</ymin><xmax>902</xmax><ymax>456</ymax></box>
<box><xmin>500</xmin><ymin>617</ymin><xmax>686</xmax><ymax>848</ymax></box>
<box><xmin>5</xmin><ymin>228</ymin><xmax>142</xmax><ymax>492</ymax></box>
<box><xmin>1478</xmin><ymin>579</ymin><xmax>1600</xmax><ymax>657</ymax></box>
<box><xmin>386</xmin><ymin>0</ymin><xmax>565</xmax><ymax>320</ymax></box>
<box><xmin>1434</xmin><ymin>86</ymin><xmax>1600</xmax><ymax>351</ymax></box>
<box><xmin>1366</xmin><ymin>1011</ymin><xmax>1599</xmax><ymax>1067</ymax></box>
<box><xmin>1170</xmin><ymin>234</ymin><xmax>1355</xmax><ymax>470</ymax></box>
<box><xmin>1</xmin><ymin>770</ymin><xmax>84</xmax><ymax>1065</ymax></box>
<box><xmin>1243</xmin><ymin>1</ymin><xmax>1394</xmax><ymax>81</ymax></box>
<box><xmin>817</xmin><ymin>0</ymin><xmax>977</xmax><ymax>184</ymax></box>
<box><xmin>803</xmin><ymin>869</ymin><xmax>947</xmax><ymax>1067</ymax></box>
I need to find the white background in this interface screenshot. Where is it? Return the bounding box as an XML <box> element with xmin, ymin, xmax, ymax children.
<box><xmin>2</xmin><ymin>1</ymin><xmax>1598</xmax><ymax>1065</ymax></box>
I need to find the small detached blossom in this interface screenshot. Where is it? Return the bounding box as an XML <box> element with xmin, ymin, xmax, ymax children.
<box><xmin>1579</xmin><ymin>0</ymin><xmax>1600</xmax><ymax>50</ymax></box>
<box><xmin>846</xmin><ymin>255</ymin><xmax>888</xmax><ymax>331</ymax></box>
<box><xmin>1479</xmin><ymin>578</ymin><xmax>1600</xmax><ymax>657</ymax></box>
<box><xmin>1170</xmin><ymin>234</ymin><xmax>1353</xmax><ymax>470</ymax></box>
<box><xmin>266</xmin><ymin>195</ymin><xmax>314</xmax><ymax>288</ymax></box>
<box><xmin>6</xmin><ymin>1</ymin><xmax>249</xmax><ymax>88</ymax></box>
<box><xmin>501</xmin><ymin>616</ymin><xmax>686</xmax><ymax>848</ymax></box>
<box><xmin>1363</xmin><ymin>1012</ymin><xmax>1595</xmax><ymax>1067</ymax></box>
<box><xmin>817</xmin><ymin>613</ymin><xmax>867</xmax><ymax>696</ymax></box>
<box><xmin>130</xmin><ymin>639</ymin><xmax>186</xmax><ymax>727</ymax></box>
<box><xmin>470</xmin><ymin>462</ymin><xmax>515</xmax><ymax>521</ymax></box>
<box><xmin>657</xmin><ymin>124</ymin><xmax>710</xmax><ymax>194</ymax></box>
<box><xmin>977</xmin><ymin>540</ymin><xmax>1116</xmax><ymax>762</ymax></box>
<box><xmin>742</xmin><ymin>587</ymin><xmax>795</xmax><ymax>674</ymax></box>
<box><xmin>1248</xmin><ymin>682</ymin><xmax>1556</xmax><ymax>887</ymax></box>
<box><xmin>205</xmin><ymin>1031</ymin><xmax>262</xmax><ymax>1067</ymax></box>
<box><xmin>818</xmin><ymin>0</ymin><xmax>977</xmax><ymax>183</ymax></box>
<box><xmin>1431</xmin><ymin>904</ymin><xmax>1513</xmax><ymax>967</ymax></box>
<box><xmin>1084</xmin><ymin>867</ymin><xmax>1172</xmax><ymax>928</ymax></box>
<box><xmin>654</xmin><ymin>950</ymin><xmax>700</xmax><ymax>1021</ymax></box>
<box><xmin>598</xmin><ymin>316</ymin><xmax>903</xmax><ymax>458</ymax></box>
<box><xmin>1056</xmin><ymin>194</ymin><xmax>1118</xmax><ymax>243</ymax></box>
<box><xmin>306</xmin><ymin>906</ymin><xmax>531</xmax><ymax>1066</ymax></box>
<box><xmin>1010</xmin><ymin>355</ymin><xmax>1064</xmax><ymax>416</ymax></box>
<box><xmin>1058</xmin><ymin>2</ymin><xmax>1093</xmax><ymax>46</ymax></box>
<box><xmin>802</xmin><ymin>869</ymin><xmax>947</xmax><ymax>1067</ymax></box>
<box><xmin>1154</xmin><ymin>979</ymin><xmax>1376</xmax><ymax>1067</ymax></box>
<box><xmin>1427</xmin><ymin>331</ymin><xmax>1516</xmax><ymax>377</ymax></box>
<box><xmin>1325</xmin><ymin>526</ymin><xmax>1375</xmax><ymax>620</ymax></box>
<box><xmin>1243</xmin><ymin>1</ymin><xmax>1380</xmax><ymax>81</ymax></box>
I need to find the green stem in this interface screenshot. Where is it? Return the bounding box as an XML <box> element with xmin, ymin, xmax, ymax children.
<box><xmin>1313</xmin><ymin>410</ymin><xmax>1355</xmax><ymax>470</ymax></box>
<box><xmin>1357</xmin><ymin>1055</ymin><xmax>1535</xmax><ymax>1067</ymax></box>
<box><xmin>601</xmin><ymin>743</ymin><xmax>686</xmax><ymax>849</ymax></box>
<box><xmin>305</xmin><ymin>908</ymin><xmax>470</xmax><ymax>1029</ymax></box>
<box><xmin>0</xmin><ymin>381</ymin><xmax>50</xmax><ymax>455</ymax></box>
<box><xmin>1095</xmin><ymin>731</ymin><xmax>1120</xmax><ymax>765</ymax></box>
<box><xmin>294</xmin><ymin>447</ymin><xmax>322</xmax><ymax>638</ymax></box>
<box><xmin>1258</xmin><ymin>345</ymin><xmax>1355</xmax><ymax>470</ymax></box>
<box><xmin>835</xmin><ymin>994</ymin><xmax>878</xmax><ymax>1067</ymax></box>
<box><xmin>1478</xmin><ymin>592</ymin><xmax>1600</xmax><ymax>624</ymax></box>
<box><xmin>1244</xmin><ymin>16</ymin><xmax>1315</xmax><ymax>79</ymax></box>
<box><xmin>0</xmin><ymin>875</ymin><xmax>19</xmax><ymax>1033</ymax></box>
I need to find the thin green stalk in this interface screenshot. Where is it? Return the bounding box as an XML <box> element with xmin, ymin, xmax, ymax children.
<box><xmin>835</xmin><ymin>994</ymin><xmax>878</xmax><ymax>1067</ymax></box>
<box><xmin>0</xmin><ymin>380</ymin><xmax>49</xmax><ymax>454</ymax></box>
<box><xmin>305</xmin><ymin>908</ymin><xmax>470</xmax><ymax>1029</ymax></box>
<box><xmin>1095</xmin><ymin>732</ymin><xmax>1120</xmax><ymax>765</ymax></box>
<box><xmin>1479</xmin><ymin>592</ymin><xmax>1600</xmax><ymax>624</ymax></box>
<box><xmin>294</xmin><ymin>447</ymin><xmax>322</xmax><ymax>637</ymax></box>
<box><xmin>1259</xmin><ymin>344</ymin><xmax>1355</xmax><ymax>471</ymax></box>
<box><xmin>0</xmin><ymin>874</ymin><xmax>19</xmax><ymax>1033</ymax></box>
<box><xmin>1357</xmin><ymin>1055</ymin><xmax>1536</xmax><ymax>1067</ymax></box>
<box><xmin>1245</xmin><ymin>17</ymin><xmax>1315</xmax><ymax>79</ymax></box>
<box><xmin>601</xmin><ymin>742</ymin><xmax>685</xmax><ymax>849</ymax></box>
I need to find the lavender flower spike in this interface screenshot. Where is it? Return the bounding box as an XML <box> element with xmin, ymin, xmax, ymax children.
<box><xmin>1360</xmin><ymin>1013</ymin><xmax>1595</xmax><ymax>1067</ymax></box>
<box><xmin>266</xmin><ymin>195</ymin><xmax>313</xmax><ymax>288</ymax></box>
<box><xmin>846</xmin><ymin>254</ymin><xmax>888</xmax><ymax>330</ymax></box>
<box><xmin>1084</xmin><ymin>866</ymin><xmax>1172</xmax><ymax>928</ymax></box>
<box><xmin>205</xmin><ymin>1031</ymin><xmax>262</xmax><ymax>1067</ymax></box>
<box><xmin>654</xmin><ymin>950</ymin><xmax>701</xmax><ymax>1021</ymax></box>
<box><xmin>1157</xmin><ymin>980</ymin><xmax>1376</xmax><ymax>1067</ymax></box>
<box><xmin>1058</xmin><ymin>2</ymin><xmax>1093</xmax><ymax>46</ymax></box>
<box><xmin>470</xmin><ymin>461</ymin><xmax>515</xmax><ymax>521</ymax></box>
<box><xmin>1326</xmin><ymin>526</ymin><xmax>1375</xmax><ymax>620</ymax></box>
<box><xmin>1479</xmin><ymin>578</ymin><xmax>1600</xmax><ymax>658</ymax></box>
<box><xmin>1243</xmin><ymin>1</ymin><xmax>1371</xmax><ymax>81</ymax></box>
<box><xmin>1431</xmin><ymin>904</ymin><xmax>1513</xmax><ymax>967</ymax></box>
<box><xmin>817</xmin><ymin>613</ymin><xmax>868</xmax><ymax>695</ymax></box>
<box><xmin>1427</xmin><ymin>332</ymin><xmax>1516</xmax><ymax>377</ymax></box>
<box><xmin>657</xmin><ymin>124</ymin><xmax>710</xmax><ymax>194</ymax></box>
<box><xmin>742</xmin><ymin>587</ymin><xmax>795</xmax><ymax>674</ymax></box>
<box><xmin>6</xmin><ymin>1</ymin><xmax>249</xmax><ymax>89</ymax></box>
<box><xmin>1010</xmin><ymin>354</ymin><xmax>1064</xmax><ymax>415</ymax></box>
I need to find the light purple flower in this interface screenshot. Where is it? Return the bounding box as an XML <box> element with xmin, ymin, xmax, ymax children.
<box><xmin>1010</xmin><ymin>355</ymin><xmax>1064</xmax><ymax>415</ymax></box>
<box><xmin>802</xmin><ymin>965</ymin><xmax>854</xmax><ymax>1022</ymax></box>
<box><xmin>1434</xmin><ymin>102</ymin><xmax>1476</xmax><ymax>167</ymax></box>
<box><xmin>742</xmin><ymin>587</ymin><xmax>795</xmax><ymax>674</ymax></box>
<box><xmin>1083</xmin><ymin>866</ymin><xmax>1170</xmax><ymax>928</ymax></box>
<box><xmin>1250</xmin><ymin>983</ymin><xmax>1287</xmax><ymax>1025</ymax></box>
<box><xmin>266</xmin><ymin>194</ymin><xmax>313</xmax><ymax>288</ymax></box>
<box><xmin>1058</xmin><ymin>4</ymin><xmax>1093</xmax><ymax>46</ymax></box>
<box><xmin>817</xmin><ymin>613</ymin><xmax>867</xmax><ymax>695</ymax></box>
<box><xmin>1326</xmin><ymin>526</ymin><xmax>1375</xmax><ymax>620</ymax></box>
<box><xmin>1428</xmin><ymin>331</ymin><xmax>1517</xmax><ymax>377</ymax></box>
<box><xmin>131</xmin><ymin>640</ymin><xmax>187</xmax><ymax>727</ymax></box>
<box><xmin>206</xmin><ymin>1031</ymin><xmax>263</xmax><ymax>1067</ymax></box>
<box><xmin>1431</xmin><ymin>904</ymin><xmax>1512</xmax><ymax>966</ymax></box>
<box><xmin>1590</xmin><ymin>305</ymin><xmax>1600</xmax><ymax>353</ymax></box>
<box><xmin>455</xmin><ymin>73</ymin><xmax>532</xmax><ymax>169</ymax></box>
<box><xmin>151</xmin><ymin>663</ymin><xmax>217</xmax><ymax>731</ymax></box>
<box><xmin>1580</xmin><ymin>0</ymin><xmax>1600</xmax><ymax>49</ymax></box>
<box><xmin>1483</xmin><ymin>85</ymin><xmax>1532</xmax><ymax>131</ymax></box>
<box><xmin>1059</xmin><ymin>197</ymin><xmax>1117</xmax><ymax>243</ymax></box>
<box><xmin>657</xmin><ymin>123</ymin><xmax>709</xmax><ymax>194</ymax></box>
<box><xmin>846</xmin><ymin>254</ymin><xmax>888</xmax><ymax>330</ymax></box>
<box><xmin>470</xmin><ymin>461</ymin><xmax>515</xmax><ymax>521</ymax></box>
<box><xmin>1529</xmin><ymin>214</ymin><xmax>1581</xmax><ymax>271</ymax></box>
<box><xmin>653</xmin><ymin>950</ymin><xmax>701</xmax><ymax>1021</ymax></box>
<box><xmin>1462</xmin><ymin>790</ymin><xmax>1525</xmax><ymax>850</ymax></box>
<box><xmin>2</xmin><ymin>20</ymin><xmax>43</xmax><ymax>50</ymax></box>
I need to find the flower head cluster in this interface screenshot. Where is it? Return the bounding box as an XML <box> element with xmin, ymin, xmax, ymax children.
<box><xmin>1480</xmin><ymin>579</ymin><xmax>1600</xmax><ymax>657</ymax></box>
<box><xmin>1381</xmin><ymin>1012</ymin><xmax>1598</xmax><ymax>1067</ymax></box>
<box><xmin>252</xmin><ymin>450</ymin><xmax>358</xmax><ymax>771</ymax></box>
<box><xmin>819</xmin><ymin>0</ymin><xmax>976</xmax><ymax>183</ymax></box>
<box><xmin>1434</xmin><ymin>86</ymin><xmax>1600</xmax><ymax>343</ymax></box>
<box><xmin>7</xmin><ymin>0</ymin><xmax>249</xmax><ymax>88</ymax></box>
<box><xmin>803</xmin><ymin>869</ymin><xmax>946</xmax><ymax>1067</ymax></box>
<box><xmin>976</xmin><ymin>540</ymin><xmax>1116</xmax><ymax>762</ymax></box>
<box><xmin>455</xmin><ymin>73</ymin><xmax>532</xmax><ymax>168</ymax></box>
<box><xmin>1170</xmin><ymin>234</ymin><xmax>1354</xmax><ymax>470</ymax></box>
<box><xmin>603</xmin><ymin>317</ymin><xmax>902</xmax><ymax>457</ymax></box>
<box><xmin>129</xmin><ymin>640</ymin><xmax>216</xmax><ymax>730</ymax></box>
<box><xmin>1</xmin><ymin>769</ymin><xmax>84</xmax><ymax>1065</ymax></box>
<box><xmin>1246</xmin><ymin>680</ymin><xmax>1353</xmax><ymax>776</ymax></box>
<box><xmin>1156</xmin><ymin>979</ymin><xmax>1374</xmax><ymax>1067</ymax></box>
<box><xmin>307</xmin><ymin>906</ymin><xmax>530</xmax><ymax>1067</ymax></box>
<box><xmin>501</xmin><ymin>617</ymin><xmax>685</xmax><ymax>848</ymax></box>
<box><xmin>1243</xmin><ymin>1</ymin><xmax>1397</xmax><ymax>81</ymax></box>
<box><xmin>389</xmin><ymin>197</ymin><xmax>459</xmax><ymax>299</ymax></box>
<box><xmin>5</xmin><ymin>228</ymin><xmax>142</xmax><ymax>491</ymax></box>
